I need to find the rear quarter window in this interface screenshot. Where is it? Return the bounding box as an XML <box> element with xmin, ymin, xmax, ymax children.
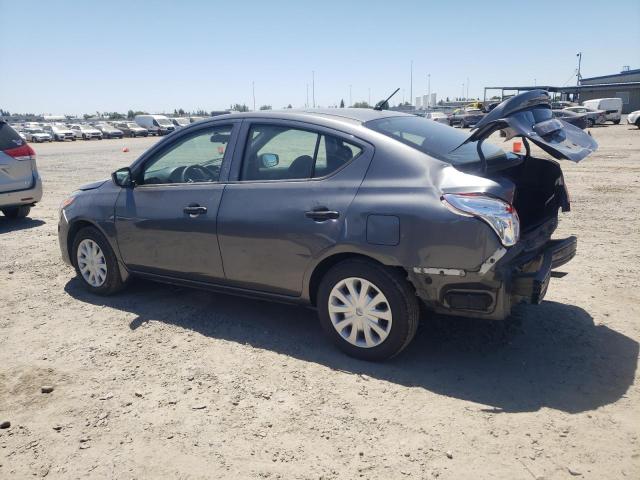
<box><xmin>0</xmin><ymin>122</ymin><xmax>25</xmax><ymax>150</ymax></box>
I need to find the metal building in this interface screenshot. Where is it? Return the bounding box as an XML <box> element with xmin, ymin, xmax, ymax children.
<box><xmin>579</xmin><ymin>68</ymin><xmax>640</xmax><ymax>113</ymax></box>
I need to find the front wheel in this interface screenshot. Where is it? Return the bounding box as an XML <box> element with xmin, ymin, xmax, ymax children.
<box><xmin>2</xmin><ymin>205</ymin><xmax>31</xmax><ymax>218</ymax></box>
<box><xmin>613</xmin><ymin>119</ymin><xmax>621</xmax><ymax>125</ymax></box>
<box><xmin>317</xmin><ymin>259</ymin><xmax>420</xmax><ymax>361</ymax></box>
<box><xmin>72</xmin><ymin>226</ymin><xmax>125</xmax><ymax>295</ymax></box>
<box><xmin>586</xmin><ymin>118</ymin><xmax>594</xmax><ymax>128</ymax></box>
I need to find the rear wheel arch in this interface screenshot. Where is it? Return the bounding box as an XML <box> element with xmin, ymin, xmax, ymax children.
<box><xmin>308</xmin><ymin>252</ymin><xmax>409</xmax><ymax>306</ymax></box>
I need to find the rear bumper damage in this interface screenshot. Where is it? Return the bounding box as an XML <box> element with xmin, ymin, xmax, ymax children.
<box><xmin>409</xmin><ymin>228</ymin><xmax>577</xmax><ymax>320</ymax></box>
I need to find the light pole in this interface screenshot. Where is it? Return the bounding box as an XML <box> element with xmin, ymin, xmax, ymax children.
<box><xmin>576</xmin><ymin>52</ymin><xmax>582</xmax><ymax>86</ymax></box>
<box><xmin>349</xmin><ymin>84</ymin><xmax>352</xmax><ymax>107</ymax></box>
<box><xmin>461</xmin><ymin>83</ymin><xmax>464</xmax><ymax>100</ymax></box>
<box><xmin>410</xmin><ymin>60</ymin><xmax>413</xmax><ymax>106</ymax></box>
<box><xmin>306</xmin><ymin>84</ymin><xmax>309</xmax><ymax>108</ymax></box>
<box><xmin>466</xmin><ymin>77</ymin><xmax>469</xmax><ymax>100</ymax></box>
<box><xmin>427</xmin><ymin>73</ymin><xmax>431</xmax><ymax>108</ymax></box>
<box><xmin>312</xmin><ymin>71</ymin><xmax>316</xmax><ymax>108</ymax></box>
<box><xmin>368</xmin><ymin>87</ymin><xmax>371</xmax><ymax>106</ymax></box>
<box><xmin>252</xmin><ymin>81</ymin><xmax>256</xmax><ymax>111</ymax></box>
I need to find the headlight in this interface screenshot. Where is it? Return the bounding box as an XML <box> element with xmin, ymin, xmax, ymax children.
<box><xmin>441</xmin><ymin>193</ymin><xmax>520</xmax><ymax>247</ymax></box>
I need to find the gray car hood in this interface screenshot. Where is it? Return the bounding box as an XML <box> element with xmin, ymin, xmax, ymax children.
<box><xmin>78</xmin><ymin>179</ymin><xmax>108</xmax><ymax>191</ymax></box>
<box><xmin>462</xmin><ymin>90</ymin><xmax>597</xmax><ymax>162</ymax></box>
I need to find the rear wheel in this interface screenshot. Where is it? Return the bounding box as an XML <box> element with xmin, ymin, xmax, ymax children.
<box><xmin>586</xmin><ymin>118</ymin><xmax>594</xmax><ymax>128</ymax></box>
<box><xmin>613</xmin><ymin>119</ymin><xmax>621</xmax><ymax>125</ymax></box>
<box><xmin>2</xmin><ymin>206</ymin><xmax>31</xmax><ymax>218</ymax></box>
<box><xmin>317</xmin><ymin>259</ymin><xmax>419</xmax><ymax>361</ymax></box>
<box><xmin>72</xmin><ymin>226</ymin><xmax>125</xmax><ymax>295</ymax></box>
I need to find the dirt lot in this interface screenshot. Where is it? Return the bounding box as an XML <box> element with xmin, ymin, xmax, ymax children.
<box><xmin>1</xmin><ymin>124</ymin><xmax>639</xmax><ymax>479</ymax></box>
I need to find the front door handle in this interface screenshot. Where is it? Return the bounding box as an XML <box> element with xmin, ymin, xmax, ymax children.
<box><xmin>305</xmin><ymin>208</ymin><xmax>339</xmax><ymax>221</ymax></box>
<box><xmin>184</xmin><ymin>204</ymin><xmax>207</xmax><ymax>217</ymax></box>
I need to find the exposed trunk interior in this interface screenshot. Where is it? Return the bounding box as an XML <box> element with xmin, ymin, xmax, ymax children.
<box><xmin>493</xmin><ymin>156</ymin><xmax>568</xmax><ymax>232</ymax></box>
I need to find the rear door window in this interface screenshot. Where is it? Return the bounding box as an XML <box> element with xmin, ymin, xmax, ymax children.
<box><xmin>241</xmin><ymin>124</ymin><xmax>362</xmax><ymax>181</ymax></box>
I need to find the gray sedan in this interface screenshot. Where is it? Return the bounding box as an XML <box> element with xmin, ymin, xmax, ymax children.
<box><xmin>58</xmin><ymin>90</ymin><xmax>597</xmax><ymax>360</ymax></box>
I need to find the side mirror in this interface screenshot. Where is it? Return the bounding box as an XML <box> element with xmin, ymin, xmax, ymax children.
<box><xmin>259</xmin><ymin>153</ymin><xmax>279</xmax><ymax>168</ymax></box>
<box><xmin>112</xmin><ymin>167</ymin><xmax>134</xmax><ymax>188</ymax></box>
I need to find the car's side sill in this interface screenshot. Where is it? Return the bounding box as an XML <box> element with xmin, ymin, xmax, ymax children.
<box><xmin>130</xmin><ymin>270</ymin><xmax>313</xmax><ymax>308</ymax></box>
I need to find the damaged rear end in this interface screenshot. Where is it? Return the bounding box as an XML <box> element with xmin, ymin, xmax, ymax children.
<box><xmin>416</xmin><ymin>90</ymin><xmax>597</xmax><ymax>319</ymax></box>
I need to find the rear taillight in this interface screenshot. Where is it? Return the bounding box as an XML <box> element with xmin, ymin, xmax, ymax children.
<box><xmin>4</xmin><ymin>143</ymin><xmax>36</xmax><ymax>161</ymax></box>
<box><xmin>442</xmin><ymin>193</ymin><xmax>520</xmax><ymax>247</ymax></box>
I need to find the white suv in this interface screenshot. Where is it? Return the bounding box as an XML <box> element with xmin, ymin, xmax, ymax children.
<box><xmin>0</xmin><ymin>120</ymin><xmax>43</xmax><ymax>218</ymax></box>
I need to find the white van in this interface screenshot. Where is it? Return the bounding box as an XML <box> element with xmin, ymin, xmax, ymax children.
<box><xmin>582</xmin><ymin>98</ymin><xmax>623</xmax><ymax>124</ymax></box>
<box><xmin>134</xmin><ymin>115</ymin><xmax>176</xmax><ymax>135</ymax></box>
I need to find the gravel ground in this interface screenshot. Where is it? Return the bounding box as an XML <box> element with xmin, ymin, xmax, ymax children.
<box><xmin>1</xmin><ymin>124</ymin><xmax>639</xmax><ymax>479</ymax></box>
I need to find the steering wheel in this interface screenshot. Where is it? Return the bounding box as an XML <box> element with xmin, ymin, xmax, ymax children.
<box><xmin>181</xmin><ymin>165</ymin><xmax>213</xmax><ymax>183</ymax></box>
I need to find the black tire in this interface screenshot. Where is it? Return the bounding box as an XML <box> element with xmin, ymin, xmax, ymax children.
<box><xmin>635</xmin><ymin>120</ymin><xmax>640</xmax><ymax>129</ymax></box>
<box><xmin>72</xmin><ymin>137</ymin><xmax>76</xmax><ymax>141</ymax></box>
<box><xmin>2</xmin><ymin>205</ymin><xmax>31</xmax><ymax>218</ymax></box>
<box><xmin>317</xmin><ymin>259</ymin><xmax>420</xmax><ymax>361</ymax></box>
<box><xmin>613</xmin><ymin>119</ymin><xmax>621</xmax><ymax>125</ymax></box>
<box><xmin>71</xmin><ymin>226</ymin><xmax>125</xmax><ymax>295</ymax></box>
<box><xmin>586</xmin><ymin>118</ymin><xmax>594</xmax><ymax>128</ymax></box>
<box><xmin>82</xmin><ymin>134</ymin><xmax>87</xmax><ymax>140</ymax></box>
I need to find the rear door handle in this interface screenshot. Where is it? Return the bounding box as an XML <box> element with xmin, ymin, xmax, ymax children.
<box><xmin>184</xmin><ymin>204</ymin><xmax>207</xmax><ymax>217</ymax></box>
<box><xmin>305</xmin><ymin>208</ymin><xmax>339</xmax><ymax>221</ymax></box>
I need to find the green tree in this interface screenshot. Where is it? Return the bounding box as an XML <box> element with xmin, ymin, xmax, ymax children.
<box><xmin>231</xmin><ymin>103</ymin><xmax>249</xmax><ymax>112</ymax></box>
<box><xmin>127</xmin><ymin>110</ymin><xmax>135</xmax><ymax>120</ymax></box>
<box><xmin>259</xmin><ymin>105</ymin><xmax>272</xmax><ymax>110</ymax></box>
<box><xmin>178</xmin><ymin>108</ymin><xmax>185</xmax><ymax>115</ymax></box>
<box><xmin>339</xmin><ymin>99</ymin><xmax>345</xmax><ymax>108</ymax></box>
<box><xmin>286</xmin><ymin>104</ymin><xmax>292</xmax><ymax>109</ymax></box>
<box><xmin>352</xmin><ymin>101</ymin><xmax>371</xmax><ymax>108</ymax></box>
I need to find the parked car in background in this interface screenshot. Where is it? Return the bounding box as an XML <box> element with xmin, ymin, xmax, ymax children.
<box><xmin>134</xmin><ymin>115</ymin><xmax>176</xmax><ymax>135</ymax></box>
<box><xmin>43</xmin><ymin>124</ymin><xmax>75</xmax><ymax>141</ymax></box>
<box><xmin>189</xmin><ymin>116</ymin><xmax>206</xmax><ymax>123</ymax></box>
<box><xmin>582</xmin><ymin>98</ymin><xmax>623</xmax><ymax>124</ymax></box>
<box><xmin>95</xmin><ymin>123</ymin><xmax>124</xmax><ymax>139</ymax></box>
<box><xmin>0</xmin><ymin>120</ymin><xmax>43</xmax><ymax>218</ymax></box>
<box><xmin>58</xmin><ymin>90</ymin><xmax>597</xmax><ymax>360</ymax></box>
<box><xmin>551</xmin><ymin>101</ymin><xmax>575</xmax><ymax>110</ymax></box>
<box><xmin>23</xmin><ymin>127</ymin><xmax>52</xmax><ymax>143</ymax></box>
<box><xmin>113</xmin><ymin>122</ymin><xmax>149</xmax><ymax>138</ymax></box>
<box><xmin>69</xmin><ymin>124</ymin><xmax>103</xmax><ymax>140</ymax></box>
<box><xmin>627</xmin><ymin>110</ymin><xmax>640</xmax><ymax>128</ymax></box>
<box><xmin>449</xmin><ymin>108</ymin><xmax>484</xmax><ymax>128</ymax></box>
<box><xmin>551</xmin><ymin>110</ymin><xmax>589</xmax><ymax>129</ymax></box>
<box><xmin>563</xmin><ymin>106</ymin><xmax>606</xmax><ymax>127</ymax></box>
<box><xmin>170</xmin><ymin>117</ymin><xmax>191</xmax><ymax>129</ymax></box>
<box><xmin>424</xmin><ymin>111</ymin><xmax>449</xmax><ymax>124</ymax></box>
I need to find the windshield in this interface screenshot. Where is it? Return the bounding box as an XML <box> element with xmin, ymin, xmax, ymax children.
<box><xmin>365</xmin><ymin>116</ymin><xmax>509</xmax><ymax>166</ymax></box>
<box><xmin>156</xmin><ymin>118</ymin><xmax>172</xmax><ymax>126</ymax></box>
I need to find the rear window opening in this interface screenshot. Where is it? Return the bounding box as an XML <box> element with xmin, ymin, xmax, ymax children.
<box><xmin>365</xmin><ymin>116</ymin><xmax>512</xmax><ymax>167</ymax></box>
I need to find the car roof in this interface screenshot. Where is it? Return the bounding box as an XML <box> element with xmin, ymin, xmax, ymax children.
<box><xmin>208</xmin><ymin>108</ymin><xmax>413</xmax><ymax>126</ymax></box>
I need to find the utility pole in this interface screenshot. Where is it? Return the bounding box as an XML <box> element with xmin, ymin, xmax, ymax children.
<box><xmin>576</xmin><ymin>52</ymin><xmax>582</xmax><ymax>86</ymax></box>
<box><xmin>368</xmin><ymin>87</ymin><xmax>371</xmax><ymax>106</ymax></box>
<box><xmin>252</xmin><ymin>81</ymin><xmax>256</xmax><ymax>111</ymax></box>
<box><xmin>427</xmin><ymin>73</ymin><xmax>431</xmax><ymax>108</ymax></box>
<box><xmin>410</xmin><ymin>60</ymin><xmax>413</xmax><ymax>106</ymax></box>
<box><xmin>306</xmin><ymin>84</ymin><xmax>309</xmax><ymax>108</ymax></box>
<box><xmin>461</xmin><ymin>83</ymin><xmax>464</xmax><ymax>100</ymax></box>
<box><xmin>312</xmin><ymin>70</ymin><xmax>316</xmax><ymax>108</ymax></box>
<box><xmin>466</xmin><ymin>77</ymin><xmax>469</xmax><ymax>100</ymax></box>
<box><xmin>349</xmin><ymin>84</ymin><xmax>352</xmax><ymax>107</ymax></box>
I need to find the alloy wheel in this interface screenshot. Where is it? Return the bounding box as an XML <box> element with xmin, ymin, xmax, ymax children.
<box><xmin>76</xmin><ymin>239</ymin><xmax>107</xmax><ymax>287</ymax></box>
<box><xmin>328</xmin><ymin>277</ymin><xmax>393</xmax><ymax>348</ymax></box>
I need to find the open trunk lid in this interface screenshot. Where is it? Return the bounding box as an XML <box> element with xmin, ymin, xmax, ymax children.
<box><xmin>461</xmin><ymin>90</ymin><xmax>597</xmax><ymax>162</ymax></box>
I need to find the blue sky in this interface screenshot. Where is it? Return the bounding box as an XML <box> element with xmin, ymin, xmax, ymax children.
<box><xmin>1</xmin><ymin>0</ymin><xmax>639</xmax><ymax>115</ymax></box>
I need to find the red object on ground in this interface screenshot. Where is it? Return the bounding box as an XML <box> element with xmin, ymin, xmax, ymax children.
<box><xmin>513</xmin><ymin>141</ymin><xmax>522</xmax><ymax>153</ymax></box>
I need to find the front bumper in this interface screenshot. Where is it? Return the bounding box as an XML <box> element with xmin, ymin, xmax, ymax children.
<box><xmin>0</xmin><ymin>174</ymin><xmax>43</xmax><ymax>209</ymax></box>
<box><xmin>410</xmin><ymin>230</ymin><xmax>577</xmax><ymax>320</ymax></box>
